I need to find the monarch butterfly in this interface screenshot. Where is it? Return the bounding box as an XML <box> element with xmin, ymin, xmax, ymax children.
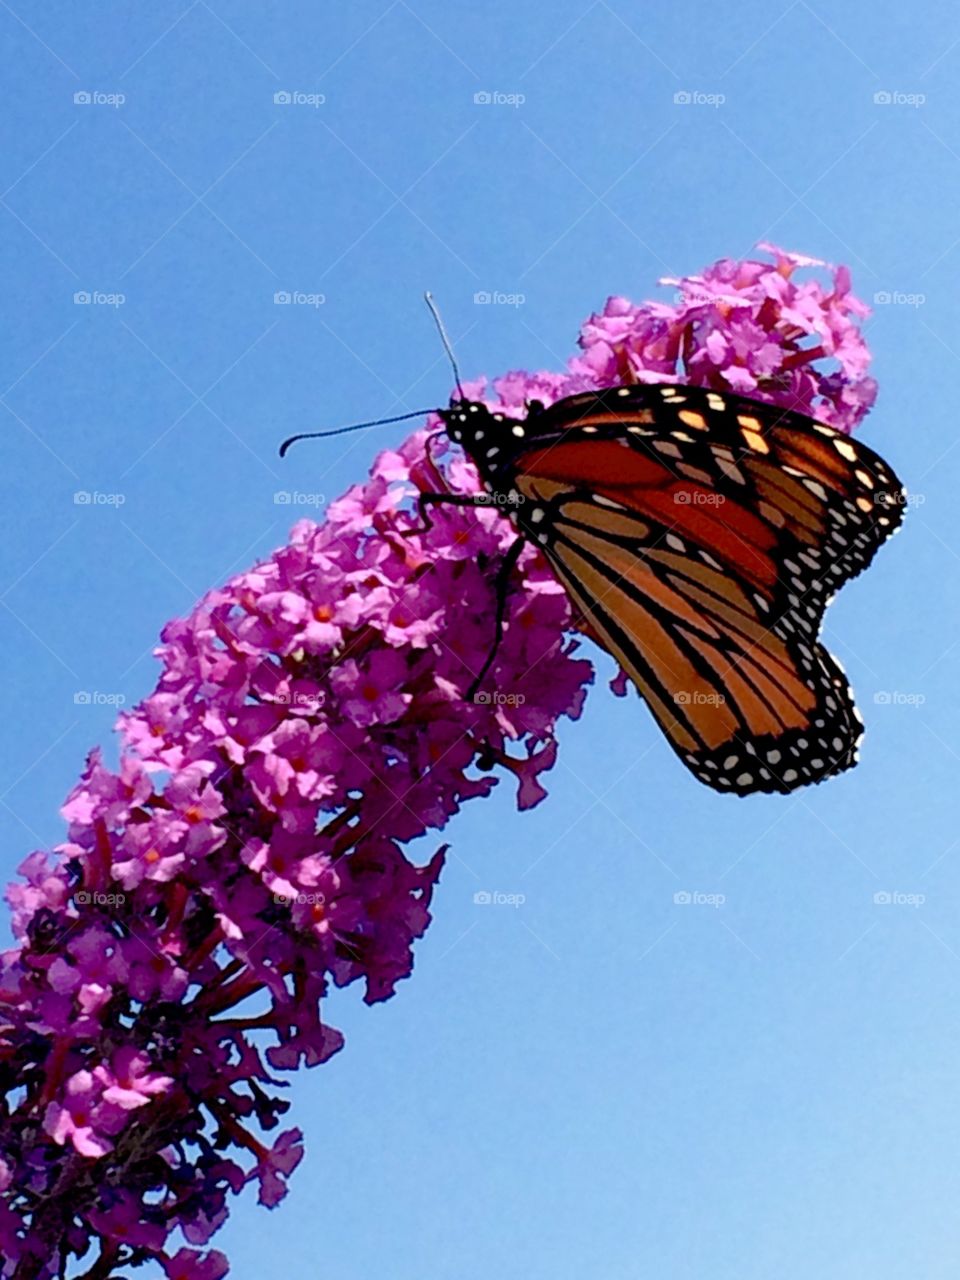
<box><xmin>280</xmin><ymin>302</ymin><xmax>905</xmax><ymax>797</ymax></box>
<box><xmin>420</xmin><ymin>381</ymin><xmax>905</xmax><ymax>796</ymax></box>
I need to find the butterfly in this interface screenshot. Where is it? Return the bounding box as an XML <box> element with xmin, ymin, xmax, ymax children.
<box><xmin>425</xmin><ymin>383</ymin><xmax>905</xmax><ymax>796</ymax></box>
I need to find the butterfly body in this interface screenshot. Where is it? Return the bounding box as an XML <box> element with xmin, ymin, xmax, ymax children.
<box><xmin>438</xmin><ymin>384</ymin><xmax>905</xmax><ymax>796</ymax></box>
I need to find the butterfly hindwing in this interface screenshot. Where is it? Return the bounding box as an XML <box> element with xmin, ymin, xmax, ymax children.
<box><xmin>527</xmin><ymin>488</ymin><xmax>859</xmax><ymax>793</ymax></box>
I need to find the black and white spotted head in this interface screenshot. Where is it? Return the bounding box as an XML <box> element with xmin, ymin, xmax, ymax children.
<box><xmin>438</xmin><ymin>398</ymin><xmax>536</xmax><ymax>484</ymax></box>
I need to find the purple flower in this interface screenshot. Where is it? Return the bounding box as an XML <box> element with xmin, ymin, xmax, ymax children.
<box><xmin>252</xmin><ymin>1128</ymin><xmax>304</xmax><ymax>1207</ymax></box>
<box><xmin>4</xmin><ymin>850</ymin><xmax>69</xmax><ymax>942</ymax></box>
<box><xmin>163</xmin><ymin>1248</ymin><xmax>230</xmax><ymax>1280</ymax></box>
<box><xmin>330</xmin><ymin>650</ymin><xmax>413</xmax><ymax>726</ymax></box>
<box><xmin>93</xmin><ymin>1046</ymin><xmax>174</xmax><ymax>1110</ymax></box>
<box><xmin>565</xmin><ymin>243</ymin><xmax>877</xmax><ymax>431</ymax></box>
<box><xmin>0</xmin><ymin>245</ymin><xmax>876</xmax><ymax>1277</ymax></box>
<box><xmin>42</xmin><ymin>1070</ymin><xmax>112</xmax><ymax>1158</ymax></box>
<box><xmin>111</xmin><ymin>818</ymin><xmax>188</xmax><ymax>889</ymax></box>
<box><xmin>86</xmin><ymin>1190</ymin><xmax>167</xmax><ymax>1250</ymax></box>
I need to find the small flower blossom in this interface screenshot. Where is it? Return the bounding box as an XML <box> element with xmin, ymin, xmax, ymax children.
<box><xmin>42</xmin><ymin>1070</ymin><xmax>113</xmax><ymax>1159</ymax></box>
<box><xmin>94</xmin><ymin>1047</ymin><xmax>174</xmax><ymax>1111</ymax></box>
<box><xmin>251</xmin><ymin>1128</ymin><xmax>304</xmax><ymax>1207</ymax></box>
<box><xmin>163</xmin><ymin>1248</ymin><xmax>230</xmax><ymax>1280</ymax></box>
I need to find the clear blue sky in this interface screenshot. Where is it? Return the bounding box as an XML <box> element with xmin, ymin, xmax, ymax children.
<box><xmin>1</xmin><ymin>2</ymin><xmax>959</xmax><ymax>1277</ymax></box>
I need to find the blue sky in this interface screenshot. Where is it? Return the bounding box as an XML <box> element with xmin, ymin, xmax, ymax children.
<box><xmin>2</xmin><ymin>2</ymin><xmax>959</xmax><ymax>1277</ymax></box>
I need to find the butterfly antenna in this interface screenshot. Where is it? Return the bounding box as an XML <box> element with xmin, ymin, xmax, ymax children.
<box><xmin>279</xmin><ymin>408</ymin><xmax>437</xmax><ymax>458</ymax></box>
<box><xmin>424</xmin><ymin>291</ymin><xmax>465</xmax><ymax>400</ymax></box>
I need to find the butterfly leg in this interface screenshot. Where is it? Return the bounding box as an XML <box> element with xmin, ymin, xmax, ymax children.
<box><xmin>403</xmin><ymin>491</ymin><xmax>493</xmax><ymax>537</ymax></box>
<box><xmin>465</xmin><ymin>534</ymin><xmax>526</xmax><ymax>702</ymax></box>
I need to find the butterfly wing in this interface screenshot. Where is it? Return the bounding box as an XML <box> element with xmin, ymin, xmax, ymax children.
<box><xmin>504</xmin><ymin>385</ymin><xmax>904</xmax><ymax>795</ymax></box>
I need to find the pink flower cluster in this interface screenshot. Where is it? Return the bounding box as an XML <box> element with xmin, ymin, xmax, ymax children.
<box><xmin>469</xmin><ymin>243</ymin><xmax>875</xmax><ymax>432</ymax></box>
<box><xmin>580</xmin><ymin>242</ymin><xmax>876</xmax><ymax>432</ymax></box>
<box><xmin>0</xmin><ymin>246</ymin><xmax>875</xmax><ymax>1279</ymax></box>
<box><xmin>0</xmin><ymin>432</ymin><xmax>591</xmax><ymax>1279</ymax></box>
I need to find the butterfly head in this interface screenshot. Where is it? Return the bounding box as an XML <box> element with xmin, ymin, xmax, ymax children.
<box><xmin>439</xmin><ymin>398</ymin><xmax>538</xmax><ymax>479</ymax></box>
